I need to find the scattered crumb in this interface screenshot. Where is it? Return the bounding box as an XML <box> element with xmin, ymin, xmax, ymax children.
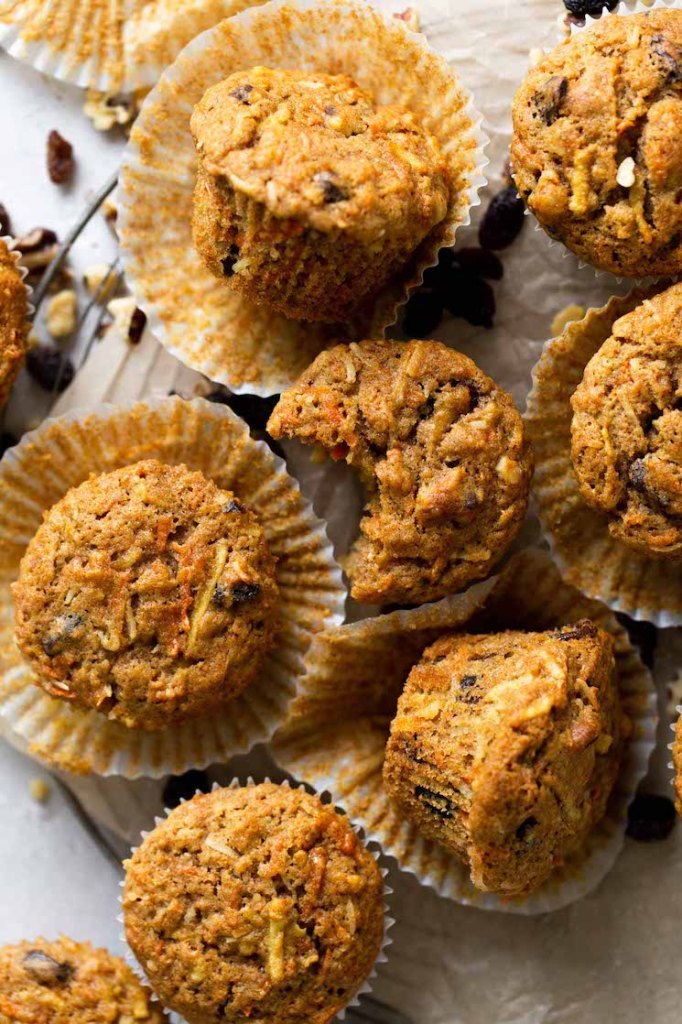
<box><xmin>551</xmin><ymin>303</ymin><xmax>585</xmax><ymax>336</ymax></box>
<box><xmin>29</xmin><ymin>778</ymin><xmax>51</xmax><ymax>803</ymax></box>
<box><xmin>102</xmin><ymin>194</ymin><xmax>118</xmax><ymax>230</ymax></box>
<box><xmin>46</xmin><ymin>289</ymin><xmax>78</xmax><ymax>340</ymax></box>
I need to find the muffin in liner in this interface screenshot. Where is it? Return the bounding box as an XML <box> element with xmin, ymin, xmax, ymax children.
<box><xmin>119</xmin><ymin>778</ymin><xmax>393</xmax><ymax>1023</ymax></box>
<box><xmin>526</xmin><ymin>285</ymin><xmax>682</xmax><ymax>627</ymax></box>
<box><xmin>272</xmin><ymin>549</ymin><xmax>657</xmax><ymax>915</ymax></box>
<box><xmin>0</xmin><ymin>396</ymin><xmax>345</xmax><ymax>778</ymax></box>
<box><xmin>118</xmin><ymin>0</ymin><xmax>488</xmax><ymax>397</ymax></box>
<box><xmin>0</xmin><ymin>235</ymin><xmax>32</xmax><ymax>411</ymax></box>
<box><xmin>0</xmin><ymin>0</ymin><xmax>264</xmax><ymax>92</ymax></box>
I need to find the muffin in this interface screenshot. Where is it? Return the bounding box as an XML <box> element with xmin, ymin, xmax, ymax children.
<box><xmin>12</xmin><ymin>458</ymin><xmax>279</xmax><ymax>730</ymax></box>
<box><xmin>570</xmin><ymin>283</ymin><xmax>682</xmax><ymax>559</ymax></box>
<box><xmin>0</xmin><ymin>936</ymin><xmax>167</xmax><ymax>1023</ymax></box>
<box><xmin>268</xmin><ymin>338</ymin><xmax>533</xmax><ymax>605</ymax></box>
<box><xmin>123</xmin><ymin>783</ymin><xmax>385</xmax><ymax>1024</ymax></box>
<box><xmin>190</xmin><ymin>66</ymin><xmax>449</xmax><ymax>322</ymax></box>
<box><xmin>512</xmin><ymin>10</ymin><xmax>682</xmax><ymax>278</ymax></box>
<box><xmin>0</xmin><ymin>239</ymin><xmax>29</xmax><ymax>410</ymax></box>
<box><xmin>383</xmin><ymin>619</ymin><xmax>623</xmax><ymax>895</ymax></box>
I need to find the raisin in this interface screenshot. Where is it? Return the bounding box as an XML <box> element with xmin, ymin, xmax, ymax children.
<box><xmin>415</xmin><ymin>785</ymin><xmax>454</xmax><ymax>820</ymax></box>
<box><xmin>47</xmin><ymin>130</ymin><xmax>74</xmax><ymax>185</ymax></box>
<box><xmin>221</xmin><ymin>245</ymin><xmax>240</xmax><ymax>277</ymax></box>
<box><xmin>402</xmin><ymin>289</ymin><xmax>443</xmax><ymax>338</ymax></box>
<box><xmin>0</xmin><ymin>203</ymin><xmax>11</xmax><ymax>236</ymax></box>
<box><xmin>626</xmin><ymin>794</ymin><xmax>676</xmax><ymax>842</ymax></box>
<box><xmin>563</xmin><ymin>0</ymin><xmax>617</xmax><ymax>14</ymax></box>
<box><xmin>42</xmin><ymin>612</ymin><xmax>84</xmax><ymax>657</ymax></box>
<box><xmin>0</xmin><ymin>432</ymin><xmax>17</xmax><ymax>457</ymax></box>
<box><xmin>22</xmin><ymin>950</ymin><xmax>73</xmax><ymax>985</ymax></box>
<box><xmin>452</xmin><ymin>246</ymin><xmax>504</xmax><ymax>281</ymax></box>
<box><xmin>314</xmin><ymin>171</ymin><xmax>349</xmax><ymax>204</ymax></box>
<box><xmin>26</xmin><ymin>346</ymin><xmax>75</xmax><ymax>393</ymax></box>
<box><xmin>232</xmin><ymin>582</ymin><xmax>261</xmax><ymax>604</ymax></box>
<box><xmin>230</xmin><ymin>84</ymin><xmax>253</xmax><ymax>103</ymax></box>
<box><xmin>127</xmin><ymin>308</ymin><xmax>146</xmax><ymax>345</ymax></box>
<box><xmin>553</xmin><ymin>619</ymin><xmax>597</xmax><ymax>642</ymax></box>
<box><xmin>479</xmin><ymin>186</ymin><xmax>526</xmax><ymax>251</ymax></box>
<box><xmin>444</xmin><ymin>273</ymin><xmax>496</xmax><ymax>329</ymax></box>
<box><xmin>162</xmin><ymin>769</ymin><xmax>211</xmax><ymax>809</ymax></box>
<box><xmin>460</xmin><ymin>675</ymin><xmax>478</xmax><ymax>688</ymax></box>
<box><xmin>651</xmin><ymin>34</ymin><xmax>682</xmax><ymax>84</ymax></box>
<box><xmin>533</xmin><ymin>75</ymin><xmax>568</xmax><ymax>126</ymax></box>
<box><xmin>515</xmin><ymin>816</ymin><xmax>538</xmax><ymax>842</ymax></box>
<box><xmin>324</xmin><ymin>104</ymin><xmax>336</xmax><ymax>115</ymax></box>
<box><xmin>223</xmin><ymin>499</ymin><xmax>244</xmax><ymax>514</ymax></box>
<box><xmin>615</xmin><ymin>613</ymin><xmax>657</xmax><ymax>670</ymax></box>
<box><xmin>213</xmin><ymin>583</ymin><xmax>228</xmax><ymax>607</ymax></box>
<box><xmin>629</xmin><ymin>459</ymin><xmax>647</xmax><ymax>489</ymax></box>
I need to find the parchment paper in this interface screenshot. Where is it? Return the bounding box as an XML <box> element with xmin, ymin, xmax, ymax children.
<box><xmin>3</xmin><ymin>2</ymin><xmax>682</xmax><ymax>1021</ymax></box>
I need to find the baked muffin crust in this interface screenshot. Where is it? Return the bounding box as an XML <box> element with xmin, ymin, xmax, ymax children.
<box><xmin>512</xmin><ymin>10</ymin><xmax>682</xmax><ymax>278</ymax></box>
<box><xmin>0</xmin><ymin>936</ymin><xmax>167</xmax><ymax>1024</ymax></box>
<box><xmin>13</xmin><ymin>459</ymin><xmax>279</xmax><ymax>730</ymax></box>
<box><xmin>383</xmin><ymin>620</ymin><xmax>622</xmax><ymax>895</ymax></box>
<box><xmin>123</xmin><ymin>783</ymin><xmax>385</xmax><ymax>1024</ymax></box>
<box><xmin>570</xmin><ymin>283</ymin><xmax>682</xmax><ymax>559</ymax></box>
<box><xmin>267</xmin><ymin>339</ymin><xmax>533</xmax><ymax>605</ymax></box>
<box><xmin>191</xmin><ymin>66</ymin><xmax>449</xmax><ymax>322</ymax></box>
<box><xmin>0</xmin><ymin>239</ymin><xmax>28</xmax><ymax>410</ymax></box>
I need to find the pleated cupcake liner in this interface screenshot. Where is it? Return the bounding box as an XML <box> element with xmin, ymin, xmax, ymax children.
<box><xmin>117</xmin><ymin>0</ymin><xmax>488</xmax><ymax>397</ymax></box>
<box><xmin>0</xmin><ymin>0</ymin><xmax>266</xmax><ymax>92</ymax></box>
<box><xmin>272</xmin><ymin>548</ymin><xmax>657</xmax><ymax>915</ymax></box>
<box><xmin>118</xmin><ymin>777</ymin><xmax>393</xmax><ymax>1024</ymax></box>
<box><xmin>0</xmin><ymin>395</ymin><xmax>346</xmax><ymax>777</ymax></box>
<box><xmin>525</xmin><ymin>285</ymin><xmax>682</xmax><ymax>627</ymax></box>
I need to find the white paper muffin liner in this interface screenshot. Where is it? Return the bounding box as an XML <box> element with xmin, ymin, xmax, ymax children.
<box><xmin>526</xmin><ymin>285</ymin><xmax>682</xmax><ymax>627</ymax></box>
<box><xmin>0</xmin><ymin>0</ymin><xmax>268</xmax><ymax>92</ymax></box>
<box><xmin>0</xmin><ymin>396</ymin><xmax>346</xmax><ymax>778</ymax></box>
<box><xmin>117</xmin><ymin>0</ymin><xmax>488</xmax><ymax>398</ymax></box>
<box><xmin>119</xmin><ymin>778</ymin><xmax>393</xmax><ymax>1024</ymax></box>
<box><xmin>272</xmin><ymin>548</ymin><xmax>657</xmax><ymax>915</ymax></box>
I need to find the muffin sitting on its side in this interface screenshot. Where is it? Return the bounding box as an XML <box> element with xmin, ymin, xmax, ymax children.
<box><xmin>123</xmin><ymin>783</ymin><xmax>385</xmax><ymax>1024</ymax></box>
<box><xmin>571</xmin><ymin>283</ymin><xmax>682</xmax><ymax>560</ymax></box>
<box><xmin>383</xmin><ymin>620</ymin><xmax>623</xmax><ymax>895</ymax></box>
<box><xmin>268</xmin><ymin>339</ymin><xmax>533</xmax><ymax>606</ymax></box>
<box><xmin>0</xmin><ymin>239</ymin><xmax>29</xmax><ymax>410</ymax></box>
<box><xmin>12</xmin><ymin>459</ymin><xmax>279</xmax><ymax>730</ymax></box>
<box><xmin>0</xmin><ymin>936</ymin><xmax>167</xmax><ymax>1023</ymax></box>
<box><xmin>190</xmin><ymin>66</ymin><xmax>449</xmax><ymax>322</ymax></box>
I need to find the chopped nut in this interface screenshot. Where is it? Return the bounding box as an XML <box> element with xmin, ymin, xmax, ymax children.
<box><xmin>29</xmin><ymin>778</ymin><xmax>51</xmax><ymax>802</ymax></box>
<box><xmin>107</xmin><ymin>296</ymin><xmax>146</xmax><ymax>343</ymax></box>
<box><xmin>46</xmin><ymin>289</ymin><xmax>78</xmax><ymax>340</ymax></box>
<box><xmin>47</xmin><ymin>130</ymin><xmax>74</xmax><ymax>184</ymax></box>
<box><xmin>83</xmin><ymin>263</ymin><xmax>118</xmax><ymax>300</ymax></box>
<box><xmin>616</xmin><ymin>156</ymin><xmax>636</xmax><ymax>188</ymax></box>
<box><xmin>496</xmin><ymin>455</ymin><xmax>522</xmax><ymax>485</ymax></box>
<box><xmin>83</xmin><ymin>90</ymin><xmax>138</xmax><ymax>132</ymax></box>
<box><xmin>550</xmin><ymin>303</ymin><xmax>585</xmax><ymax>336</ymax></box>
<box><xmin>392</xmin><ymin>7</ymin><xmax>420</xmax><ymax>32</ymax></box>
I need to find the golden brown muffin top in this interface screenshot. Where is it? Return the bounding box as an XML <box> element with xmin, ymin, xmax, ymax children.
<box><xmin>123</xmin><ymin>783</ymin><xmax>384</xmax><ymax>1024</ymax></box>
<box><xmin>571</xmin><ymin>283</ymin><xmax>682</xmax><ymax>559</ymax></box>
<box><xmin>512</xmin><ymin>10</ymin><xmax>682</xmax><ymax>277</ymax></box>
<box><xmin>0</xmin><ymin>239</ymin><xmax>29</xmax><ymax>409</ymax></box>
<box><xmin>13</xmin><ymin>459</ymin><xmax>279</xmax><ymax>730</ymax></box>
<box><xmin>191</xmin><ymin>66</ymin><xmax>449</xmax><ymax>243</ymax></box>
<box><xmin>268</xmin><ymin>339</ymin><xmax>533</xmax><ymax>606</ymax></box>
<box><xmin>0</xmin><ymin>936</ymin><xmax>167</xmax><ymax>1024</ymax></box>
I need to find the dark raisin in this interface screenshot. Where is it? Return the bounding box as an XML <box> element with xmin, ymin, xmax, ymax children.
<box><xmin>443</xmin><ymin>273</ymin><xmax>495</xmax><ymax>329</ymax></box>
<box><xmin>324</xmin><ymin>104</ymin><xmax>336</xmax><ymax>115</ymax></box>
<box><xmin>0</xmin><ymin>203</ymin><xmax>11</xmax><ymax>236</ymax></box>
<box><xmin>464</xmin><ymin>493</ymin><xmax>478</xmax><ymax>510</ymax></box>
<box><xmin>452</xmin><ymin>246</ymin><xmax>504</xmax><ymax>281</ymax></box>
<box><xmin>615</xmin><ymin>613</ymin><xmax>657</xmax><ymax>670</ymax></box>
<box><xmin>402</xmin><ymin>289</ymin><xmax>443</xmax><ymax>338</ymax></box>
<box><xmin>26</xmin><ymin>346</ymin><xmax>75</xmax><ymax>393</ymax></box>
<box><xmin>223</xmin><ymin>499</ymin><xmax>244</xmax><ymax>514</ymax></box>
<box><xmin>162</xmin><ymin>769</ymin><xmax>211</xmax><ymax>809</ymax></box>
<box><xmin>533</xmin><ymin>75</ymin><xmax>568</xmax><ymax>126</ymax></box>
<box><xmin>563</xmin><ymin>0</ymin><xmax>617</xmax><ymax>14</ymax></box>
<box><xmin>221</xmin><ymin>245</ymin><xmax>240</xmax><ymax>277</ymax></box>
<box><xmin>415</xmin><ymin>786</ymin><xmax>454</xmax><ymax>820</ymax></box>
<box><xmin>626</xmin><ymin>794</ymin><xmax>676</xmax><ymax>842</ymax></box>
<box><xmin>42</xmin><ymin>612</ymin><xmax>84</xmax><ymax>657</ymax></box>
<box><xmin>0</xmin><ymin>432</ymin><xmax>17</xmax><ymax>457</ymax></box>
<box><xmin>15</xmin><ymin>227</ymin><xmax>58</xmax><ymax>254</ymax></box>
<box><xmin>628</xmin><ymin>459</ymin><xmax>647</xmax><ymax>489</ymax></box>
<box><xmin>22</xmin><ymin>950</ymin><xmax>74</xmax><ymax>985</ymax></box>
<box><xmin>230</xmin><ymin>84</ymin><xmax>253</xmax><ymax>103</ymax></box>
<box><xmin>47</xmin><ymin>130</ymin><xmax>74</xmax><ymax>185</ymax></box>
<box><xmin>553</xmin><ymin>619</ymin><xmax>597</xmax><ymax>642</ymax></box>
<box><xmin>460</xmin><ymin>675</ymin><xmax>478</xmax><ymax>689</ymax></box>
<box><xmin>314</xmin><ymin>171</ymin><xmax>349</xmax><ymax>204</ymax></box>
<box><xmin>515</xmin><ymin>816</ymin><xmax>538</xmax><ymax>842</ymax></box>
<box><xmin>232</xmin><ymin>582</ymin><xmax>261</xmax><ymax>604</ymax></box>
<box><xmin>213</xmin><ymin>583</ymin><xmax>228</xmax><ymax>606</ymax></box>
<box><xmin>651</xmin><ymin>34</ymin><xmax>682</xmax><ymax>84</ymax></box>
<box><xmin>127</xmin><ymin>308</ymin><xmax>146</xmax><ymax>345</ymax></box>
<box><xmin>479</xmin><ymin>186</ymin><xmax>526</xmax><ymax>251</ymax></box>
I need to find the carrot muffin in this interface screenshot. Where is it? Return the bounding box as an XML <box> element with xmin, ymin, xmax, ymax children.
<box><xmin>0</xmin><ymin>936</ymin><xmax>167</xmax><ymax>1023</ymax></box>
<box><xmin>123</xmin><ymin>783</ymin><xmax>385</xmax><ymax>1024</ymax></box>
<box><xmin>267</xmin><ymin>339</ymin><xmax>533</xmax><ymax>605</ymax></box>
<box><xmin>383</xmin><ymin>620</ymin><xmax>623</xmax><ymax>895</ymax></box>
<box><xmin>12</xmin><ymin>459</ymin><xmax>279</xmax><ymax>730</ymax></box>
<box><xmin>0</xmin><ymin>239</ymin><xmax>29</xmax><ymax>410</ymax></box>
<box><xmin>512</xmin><ymin>10</ymin><xmax>682</xmax><ymax>278</ymax></box>
<box><xmin>190</xmin><ymin>66</ymin><xmax>449</xmax><ymax>322</ymax></box>
<box><xmin>570</xmin><ymin>284</ymin><xmax>682</xmax><ymax>559</ymax></box>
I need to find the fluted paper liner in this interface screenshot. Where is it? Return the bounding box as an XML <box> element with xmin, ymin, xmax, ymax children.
<box><xmin>119</xmin><ymin>778</ymin><xmax>393</xmax><ymax>1023</ymax></box>
<box><xmin>118</xmin><ymin>0</ymin><xmax>488</xmax><ymax>397</ymax></box>
<box><xmin>273</xmin><ymin>549</ymin><xmax>657</xmax><ymax>915</ymax></box>
<box><xmin>0</xmin><ymin>396</ymin><xmax>345</xmax><ymax>778</ymax></box>
<box><xmin>0</xmin><ymin>0</ymin><xmax>266</xmax><ymax>92</ymax></box>
<box><xmin>526</xmin><ymin>286</ymin><xmax>682</xmax><ymax>627</ymax></box>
